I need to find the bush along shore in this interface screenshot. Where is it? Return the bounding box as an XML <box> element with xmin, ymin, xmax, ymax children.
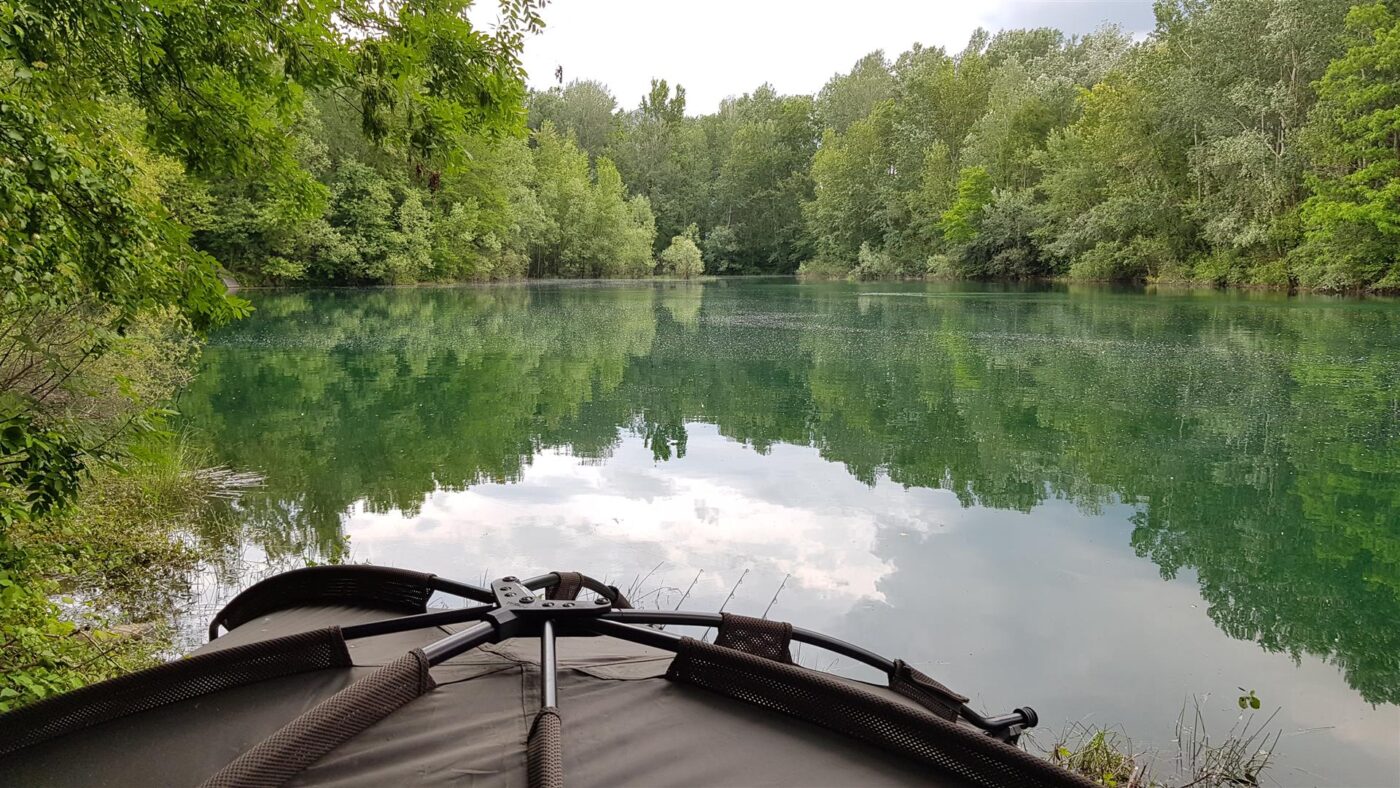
<box><xmin>0</xmin><ymin>434</ymin><xmax>258</xmax><ymax>710</ymax></box>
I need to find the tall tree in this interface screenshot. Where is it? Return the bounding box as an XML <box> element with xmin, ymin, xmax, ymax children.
<box><xmin>1297</xmin><ymin>1</ymin><xmax>1400</xmax><ymax>290</ymax></box>
<box><xmin>528</xmin><ymin>80</ymin><xmax>621</xmax><ymax>161</ymax></box>
<box><xmin>816</xmin><ymin>51</ymin><xmax>896</xmax><ymax>133</ymax></box>
<box><xmin>612</xmin><ymin>80</ymin><xmax>711</xmax><ymax>252</ymax></box>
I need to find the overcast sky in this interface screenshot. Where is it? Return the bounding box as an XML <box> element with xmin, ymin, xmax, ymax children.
<box><xmin>476</xmin><ymin>1</ymin><xmax>1158</xmax><ymax>115</ymax></box>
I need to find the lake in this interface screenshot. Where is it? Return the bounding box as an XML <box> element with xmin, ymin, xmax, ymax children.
<box><xmin>181</xmin><ymin>279</ymin><xmax>1400</xmax><ymax>786</ymax></box>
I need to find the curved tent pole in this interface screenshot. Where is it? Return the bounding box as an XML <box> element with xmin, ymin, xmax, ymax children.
<box><xmin>601</xmin><ymin>610</ymin><xmax>894</xmax><ymax>672</ymax></box>
<box><xmin>577</xmin><ymin>617</ymin><xmax>1033</xmax><ymax>741</ymax></box>
<box><xmin>211</xmin><ymin>567</ymin><xmax>1037</xmax><ymax>741</ymax></box>
<box><xmin>207</xmin><ymin>566</ymin><xmax>496</xmax><ymax>640</ymax></box>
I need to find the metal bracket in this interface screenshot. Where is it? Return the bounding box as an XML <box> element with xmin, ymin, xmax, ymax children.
<box><xmin>491</xmin><ymin>576</ymin><xmax>611</xmax><ymax>620</ymax></box>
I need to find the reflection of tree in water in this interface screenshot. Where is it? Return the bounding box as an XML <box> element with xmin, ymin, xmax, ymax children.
<box><xmin>183</xmin><ymin>283</ymin><xmax>1400</xmax><ymax>704</ymax></box>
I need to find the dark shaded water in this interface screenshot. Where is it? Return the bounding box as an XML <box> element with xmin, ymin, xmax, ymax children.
<box><xmin>183</xmin><ymin>280</ymin><xmax>1400</xmax><ymax>785</ymax></box>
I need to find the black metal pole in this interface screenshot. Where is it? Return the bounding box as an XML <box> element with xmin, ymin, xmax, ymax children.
<box><xmin>422</xmin><ymin>621</ymin><xmax>496</xmax><ymax>665</ymax></box>
<box><xmin>341</xmin><ymin>605</ymin><xmax>493</xmax><ymax>640</ymax></box>
<box><xmin>585</xmin><ymin>617</ymin><xmax>683</xmax><ymax>650</ymax></box>
<box><xmin>600</xmin><ymin>610</ymin><xmax>894</xmax><ymax>673</ymax></box>
<box><xmin>428</xmin><ymin>577</ymin><xmax>496</xmax><ymax>604</ymax></box>
<box><xmin>540</xmin><ymin>620</ymin><xmax>558</xmax><ymax>708</ymax></box>
<box><xmin>590</xmin><ymin>612</ymin><xmax>1033</xmax><ymax>738</ymax></box>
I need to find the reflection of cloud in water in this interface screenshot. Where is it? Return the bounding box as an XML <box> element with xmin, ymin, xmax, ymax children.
<box><xmin>344</xmin><ymin>422</ymin><xmax>1399</xmax><ymax>786</ymax></box>
<box><xmin>347</xmin><ymin>423</ymin><xmax>963</xmax><ymax>606</ymax></box>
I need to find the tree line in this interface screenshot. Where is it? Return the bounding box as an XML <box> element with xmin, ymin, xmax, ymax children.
<box><xmin>203</xmin><ymin>0</ymin><xmax>1398</xmax><ymax>290</ymax></box>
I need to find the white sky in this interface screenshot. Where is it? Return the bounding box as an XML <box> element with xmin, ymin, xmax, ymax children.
<box><xmin>475</xmin><ymin>0</ymin><xmax>1158</xmax><ymax>114</ymax></box>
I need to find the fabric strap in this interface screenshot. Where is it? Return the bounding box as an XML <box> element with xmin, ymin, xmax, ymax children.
<box><xmin>714</xmin><ymin>612</ymin><xmax>794</xmax><ymax>663</ymax></box>
<box><xmin>890</xmin><ymin>659</ymin><xmax>969</xmax><ymax>722</ymax></box>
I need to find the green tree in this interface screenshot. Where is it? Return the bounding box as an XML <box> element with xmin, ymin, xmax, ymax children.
<box><xmin>940</xmin><ymin>167</ymin><xmax>995</xmax><ymax>244</ymax></box>
<box><xmin>1036</xmin><ymin>74</ymin><xmax>1189</xmax><ymax>281</ymax></box>
<box><xmin>1</xmin><ymin>0</ymin><xmax>543</xmax><ymax>706</ymax></box>
<box><xmin>804</xmin><ymin>108</ymin><xmax>898</xmax><ymax>267</ymax></box>
<box><xmin>951</xmin><ymin>189</ymin><xmax>1044</xmax><ymax>277</ymax></box>
<box><xmin>703</xmin><ymin>224</ymin><xmax>742</xmax><ymax>273</ymax></box>
<box><xmin>611</xmin><ymin>80</ymin><xmax>712</xmax><ymax>254</ymax></box>
<box><xmin>711</xmin><ymin>87</ymin><xmax>817</xmax><ymax>272</ymax></box>
<box><xmin>389</xmin><ymin>190</ymin><xmax>434</xmax><ymax>283</ymax></box>
<box><xmin>527</xmin><ymin>124</ymin><xmax>656</xmax><ymax>277</ymax></box>
<box><xmin>659</xmin><ymin>224</ymin><xmax>704</xmax><ymax>278</ymax></box>
<box><xmin>1297</xmin><ymin>1</ymin><xmax>1400</xmax><ymax>290</ymax></box>
<box><xmin>529</xmin><ymin>80</ymin><xmax>621</xmax><ymax>161</ymax></box>
<box><xmin>816</xmin><ymin>51</ymin><xmax>896</xmax><ymax>133</ymax></box>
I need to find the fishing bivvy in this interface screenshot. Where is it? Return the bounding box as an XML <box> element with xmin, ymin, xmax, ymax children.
<box><xmin>0</xmin><ymin>565</ymin><xmax>1096</xmax><ymax>787</ymax></box>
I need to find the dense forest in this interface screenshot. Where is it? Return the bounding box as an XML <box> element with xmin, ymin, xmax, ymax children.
<box><xmin>0</xmin><ymin>0</ymin><xmax>543</xmax><ymax>707</ymax></box>
<box><xmin>198</xmin><ymin>0</ymin><xmax>1400</xmax><ymax>291</ymax></box>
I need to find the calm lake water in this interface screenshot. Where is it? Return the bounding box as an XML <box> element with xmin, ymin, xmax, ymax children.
<box><xmin>182</xmin><ymin>279</ymin><xmax>1400</xmax><ymax>786</ymax></box>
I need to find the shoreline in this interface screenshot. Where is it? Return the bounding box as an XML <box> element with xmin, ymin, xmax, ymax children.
<box><xmin>223</xmin><ymin>271</ymin><xmax>1400</xmax><ymax>298</ymax></box>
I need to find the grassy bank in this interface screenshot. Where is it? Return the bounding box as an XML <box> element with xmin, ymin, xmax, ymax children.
<box><xmin>0</xmin><ymin>435</ymin><xmax>243</xmax><ymax>711</ymax></box>
<box><xmin>1031</xmin><ymin>699</ymin><xmax>1279</xmax><ymax>788</ymax></box>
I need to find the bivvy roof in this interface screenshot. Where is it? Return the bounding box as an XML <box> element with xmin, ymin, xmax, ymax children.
<box><xmin>0</xmin><ymin>565</ymin><xmax>1096</xmax><ymax>787</ymax></box>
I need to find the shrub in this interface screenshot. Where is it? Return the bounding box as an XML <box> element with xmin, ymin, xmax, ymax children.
<box><xmin>659</xmin><ymin>224</ymin><xmax>704</xmax><ymax>278</ymax></box>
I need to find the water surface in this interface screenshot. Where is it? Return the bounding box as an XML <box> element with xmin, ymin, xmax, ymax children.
<box><xmin>183</xmin><ymin>280</ymin><xmax>1400</xmax><ymax>786</ymax></box>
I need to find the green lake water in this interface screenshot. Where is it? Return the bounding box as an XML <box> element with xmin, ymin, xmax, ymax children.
<box><xmin>182</xmin><ymin>279</ymin><xmax>1400</xmax><ymax>786</ymax></box>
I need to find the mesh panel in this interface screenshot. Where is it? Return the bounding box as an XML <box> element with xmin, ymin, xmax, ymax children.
<box><xmin>202</xmin><ymin>649</ymin><xmax>435</xmax><ymax>788</ymax></box>
<box><xmin>714</xmin><ymin>612</ymin><xmax>793</xmax><ymax>663</ymax></box>
<box><xmin>527</xmin><ymin>706</ymin><xmax>564</xmax><ymax>788</ymax></box>
<box><xmin>210</xmin><ymin>566</ymin><xmax>436</xmax><ymax>637</ymax></box>
<box><xmin>666</xmin><ymin>638</ymin><xmax>1096</xmax><ymax>788</ymax></box>
<box><xmin>0</xmin><ymin>627</ymin><xmax>351</xmax><ymax>758</ymax></box>
<box><xmin>547</xmin><ymin>572</ymin><xmax>583</xmax><ymax>601</ymax></box>
<box><xmin>890</xmin><ymin>659</ymin><xmax>969</xmax><ymax>722</ymax></box>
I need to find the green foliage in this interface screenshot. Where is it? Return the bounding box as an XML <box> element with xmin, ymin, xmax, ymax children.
<box><xmin>702</xmin><ymin>224</ymin><xmax>741</xmax><ymax>273</ymax></box>
<box><xmin>1297</xmin><ymin>1</ymin><xmax>1400</xmax><ymax>290</ymax></box>
<box><xmin>940</xmin><ymin>167</ymin><xmax>995</xmax><ymax>245</ymax></box>
<box><xmin>805</xmin><ymin>111</ymin><xmax>896</xmax><ymax>265</ymax></box>
<box><xmin>710</xmin><ymin>88</ymin><xmax>818</xmax><ymax>272</ymax></box>
<box><xmin>526</xmin><ymin>124</ymin><xmax>657</xmax><ymax>277</ymax></box>
<box><xmin>611</xmin><ymin>79</ymin><xmax>711</xmax><ymax>255</ymax></box>
<box><xmin>0</xmin><ymin>434</ymin><xmax>222</xmax><ymax>711</ymax></box>
<box><xmin>1046</xmin><ymin>691</ymin><xmax>1281</xmax><ymax>787</ymax></box>
<box><xmin>175</xmin><ymin>2</ymin><xmax>1397</xmax><ymax>290</ymax></box>
<box><xmin>1</xmin><ymin>0</ymin><xmax>542</xmax><ymax>707</ymax></box>
<box><xmin>659</xmin><ymin>224</ymin><xmax>705</xmax><ymax>278</ymax></box>
<box><xmin>850</xmin><ymin>242</ymin><xmax>898</xmax><ymax>280</ymax></box>
<box><xmin>2</xmin><ymin>0</ymin><xmax>544</xmax><ymax>520</ymax></box>
<box><xmin>816</xmin><ymin>51</ymin><xmax>896</xmax><ymax>133</ymax></box>
<box><xmin>529</xmin><ymin>80</ymin><xmax>621</xmax><ymax>160</ymax></box>
<box><xmin>949</xmin><ymin>188</ymin><xmax>1045</xmax><ymax>277</ymax></box>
